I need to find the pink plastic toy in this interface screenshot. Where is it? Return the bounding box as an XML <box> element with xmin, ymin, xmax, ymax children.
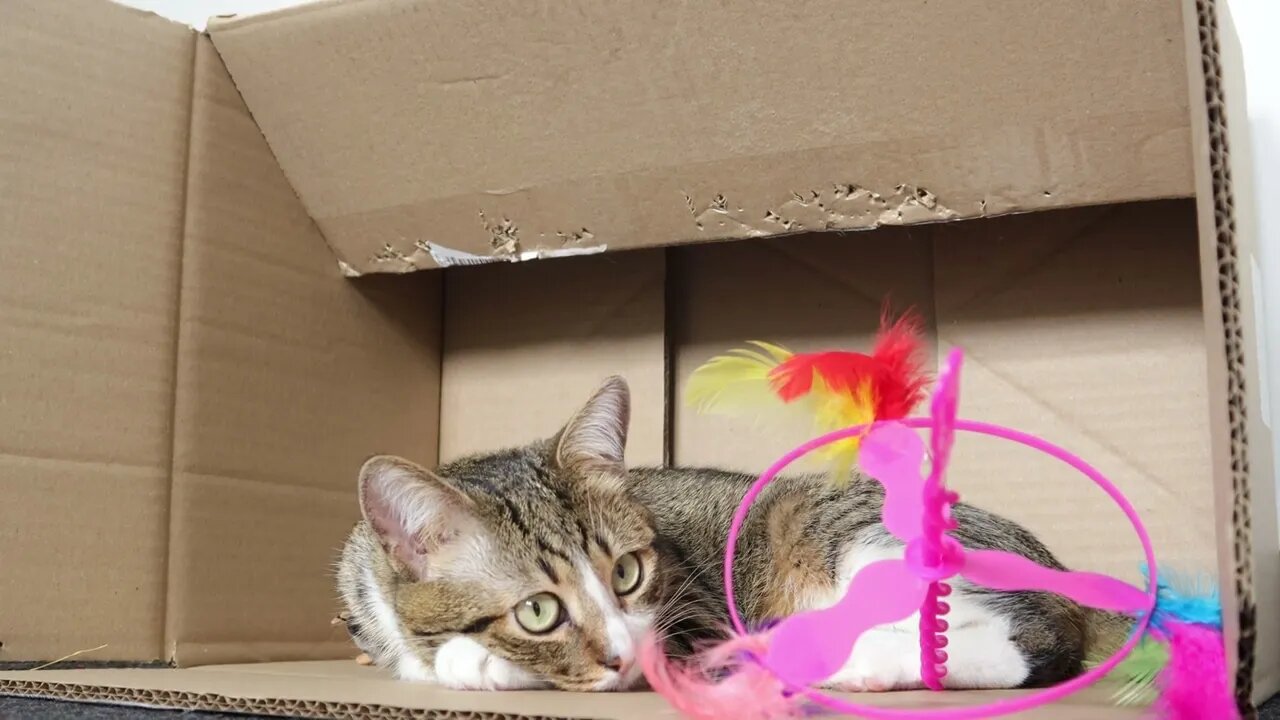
<box><xmin>645</xmin><ymin>344</ymin><xmax>1238</xmax><ymax>719</ymax></box>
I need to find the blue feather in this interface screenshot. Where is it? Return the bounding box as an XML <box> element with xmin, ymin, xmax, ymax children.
<box><xmin>1141</xmin><ymin>564</ymin><xmax>1222</xmax><ymax>631</ymax></box>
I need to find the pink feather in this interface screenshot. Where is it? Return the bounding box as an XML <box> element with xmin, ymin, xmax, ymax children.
<box><xmin>1154</xmin><ymin>620</ymin><xmax>1239</xmax><ymax>720</ymax></box>
<box><xmin>640</xmin><ymin>632</ymin><xmax>805</xmax><ymax>720</ymax></box>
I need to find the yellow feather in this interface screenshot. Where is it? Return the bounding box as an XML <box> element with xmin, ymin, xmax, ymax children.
<box><xmin>686</xmin><ymin>344</ymin><xmax>880</xmax><ymax>487</ymax></box>
<box><xmin>685</xmin><ymin>343</ymin><xmax>793</xmax><ymax>415</ymax></box>
<box><xmin>810</xmin><ymin>378</ymin><xmax>877</xmax><ymax>485</ymax></box>
<box><xmin>745</xmin><ymin>341</ymin><xmax>793</xmax><ymax>363</ymax></box>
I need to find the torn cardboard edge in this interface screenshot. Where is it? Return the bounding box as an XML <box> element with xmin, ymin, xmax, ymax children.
<box><xmin>303</xmin><ymin>134</ymin><xmax>1195</xmax><ymax>276</ymax></box>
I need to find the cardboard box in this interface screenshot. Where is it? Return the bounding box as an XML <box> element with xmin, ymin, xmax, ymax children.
<box><xmin>0</xmin><ymin>0</ymin><xmax>1272</xmax><ymax>716</ymax></box>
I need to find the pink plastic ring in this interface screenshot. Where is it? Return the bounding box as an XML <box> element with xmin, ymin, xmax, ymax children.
<box><xmin>722</xmin><ymin>418</ymin><xmax>1158</xmax><ymax>720</ymax></box>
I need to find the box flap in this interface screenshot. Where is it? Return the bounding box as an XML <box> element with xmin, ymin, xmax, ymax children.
<box><xmin>0</xmin><ymin>661</ymin><xmax>1143</xmax><ymax>719</ymax></box>
<box><xmin>163</xmin><ymin>37</ymin><xmax>443</xmax><ymax>666</ymax></box>
<box><xmin>0</xmin><ymin>0</ymin><xmax>193</xmax><ymax>662</ymax></box>
<box><xmin>208</xmin><ymin>0</ymin><xmax>1193</xmax><ymax>274</ymax></box>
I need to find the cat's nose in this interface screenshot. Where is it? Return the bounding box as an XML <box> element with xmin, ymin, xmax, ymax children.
<box><xmin>601</xmin><ymin>653</ymin><xmax>632</xmax><ymax>673</ymax></box>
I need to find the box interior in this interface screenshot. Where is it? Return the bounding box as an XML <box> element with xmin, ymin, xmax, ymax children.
<box><xmin>1</xmin><ymin>0</ymin><xmax>1273</xmax><ymax>717</ymax></box>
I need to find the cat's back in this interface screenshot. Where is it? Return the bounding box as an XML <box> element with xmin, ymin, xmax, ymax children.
<box><xmin>627</xmin><ymin>467</ymin><xmax>880</xmax><ymax>566</ymax></box>
<box><xmin>626</xmin><ymin>466</ymin><xmax>888</xmax><ymax>622</ymax></box>
<box><xmin>628</xmin><ymin>466</ymin><xmax>760</xmax><ymax>527</ymax></box>
<box><xmin>627</xmin><ymin>465</ymin><xmax>877</xmax><ymax>534</ymax></box>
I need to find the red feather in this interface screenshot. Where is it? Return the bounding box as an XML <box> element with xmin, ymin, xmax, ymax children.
<box><xmin>766</xmin><ymin>310</ymin><xmax>929</xmax><ymax>421</ymax></box>
<box><xmin>867</xmin><ymin>310</ymin><xmax>930</xmax><ymax>419</ymax></box>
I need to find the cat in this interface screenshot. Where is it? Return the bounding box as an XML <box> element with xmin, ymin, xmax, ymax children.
<box><xmin>336</xmin><ymin>376</ymin><xmax>1129</xmax><ymax>692</ymax></box>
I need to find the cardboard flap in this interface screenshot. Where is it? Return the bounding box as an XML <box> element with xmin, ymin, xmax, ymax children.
<box><xmin>209</xmin><ymin>0</ymin><xmax>1193</xmax><ymax>274</ymax></box>
<box><xmin>0</xmin><ymin>0</ymin><xmax>194</xmax><ymax>662</ymax></box>
<box><xmin>163</xmin><ymin>37</ymin><xmax>443</xmax><ymax>666</ymax></box>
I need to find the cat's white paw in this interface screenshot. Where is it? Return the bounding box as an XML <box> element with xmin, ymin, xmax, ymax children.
<box><xmin>822</xmin><ymin>630</ymin><xmax>923</xmax><ymax>693</ymax></box>
<box><xmin>821</xmin><ymin>622</ymin><xmax>1030</xmax><ymax>692</ymax></box>
<box><xmin>433</xmin><ymin>637</ymin><xmax>546</xmax><ymax>691</ymax></box>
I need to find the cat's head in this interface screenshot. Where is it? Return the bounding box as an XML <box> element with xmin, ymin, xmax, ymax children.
<box><xmin>357</xmin><ymin>377</ymin><xmax>668</xmax><ymax>691</ymax></box>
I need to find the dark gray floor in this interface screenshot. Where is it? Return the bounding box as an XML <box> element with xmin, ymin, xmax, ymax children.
<box><xmin>0</xmin><ymin>698</ymin><xmax>251</xmax><ymax>719</ymax></box>
<box><xmin>0</xmin><ymin>694</ymin><xmax>1277</xmax><ymax>719</ymax></box>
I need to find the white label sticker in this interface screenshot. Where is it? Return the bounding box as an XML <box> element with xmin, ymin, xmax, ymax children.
<box><xmin>423</xmin><ymin>243</ymin><xmax>504</xmax><ymax>268</ymax></box>
<box><xmin>421</xmin><ymin>242</ymin><xmax>607</xmax><ymax>268</ymax></box>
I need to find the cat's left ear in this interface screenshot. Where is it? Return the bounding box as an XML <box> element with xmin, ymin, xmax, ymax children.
<box><xmin>553</xmin><ymin>376</ymin><xmax>630</xmax><ymax>479</ymax></box>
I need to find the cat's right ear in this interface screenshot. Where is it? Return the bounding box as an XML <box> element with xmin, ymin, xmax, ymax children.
<box><xmin>358</xmin><ymin>455</ymin><xmax>476</xmax><ymax>579</ymax></box>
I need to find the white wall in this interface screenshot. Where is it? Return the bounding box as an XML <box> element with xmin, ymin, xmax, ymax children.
<box><xmin>1226</xmin><ymin>0</ymin><xmax>1280</xmax><ymax>536</ymax></box>
<box><xmin>114</xmin><ymin>0</ymin><xmax>318</xmax><ymax>30</ymax></box>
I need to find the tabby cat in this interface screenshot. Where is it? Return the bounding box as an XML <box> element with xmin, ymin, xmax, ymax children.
<box><xmin>336</xmin><ymin>376</ymin><xmax>1127</xmax><ymax>692</ymax></box>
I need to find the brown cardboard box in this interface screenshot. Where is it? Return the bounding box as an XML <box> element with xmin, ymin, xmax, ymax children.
<box><xmin>0</xmin><ymin>0</ymin><xmax>1272</xmax><ymax>717</ymax></box>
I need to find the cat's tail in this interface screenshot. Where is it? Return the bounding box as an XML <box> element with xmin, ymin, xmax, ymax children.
<box><xmin>1084</xmin><ymin>608</ymin><xmax>1137</xmax><ymax>664</ymax></box>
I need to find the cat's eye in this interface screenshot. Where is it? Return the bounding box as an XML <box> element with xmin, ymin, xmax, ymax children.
<box><xmin>514</xmin><ymin>592</ymin><xmax>564</xmax><ymax>634</ymax></box>
<box><xmin>611</xmin><ymin>552</ymin><xmax>643</xmax><ymax>595</ymax></box>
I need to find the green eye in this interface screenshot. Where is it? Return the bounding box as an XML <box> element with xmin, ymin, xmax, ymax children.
<box><xmin>611</xmin><ymin>552</ymin><xmax>643</xmax><ymax>595</ymax></box>
<box><xmin>514</xmin><ymin>592</ymin><xmax>564</xmax><ymax>634</ymax></box>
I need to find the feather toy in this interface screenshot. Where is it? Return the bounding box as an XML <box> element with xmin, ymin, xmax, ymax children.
<box><xmin>686</xmin><ymin>310</ymin><xmax>929</xmax><ymax>484</ymax></box>
<box><xmin>639</xmin><ymin>632</ymin><xmax>806</xmax><ymax>720</ymax></box>
<box><xmin>1098</xmin><ymin>565</ymin><xmax>1238</xmax><ymax>719</ymax></box>
<box><xmin>1154</xmin><ymin>619</ymin><xmax>1237</xmax><ymax>720</ymax></box>
<box><xmin>1096</xmin><ymin>636</ymin><xmax>1167</xmax><ymax>706</ymax></box>
<box><xmin>654</xmin><ymin>333</ymin><xmax>1236</xmax><ymax>720</ymax></box>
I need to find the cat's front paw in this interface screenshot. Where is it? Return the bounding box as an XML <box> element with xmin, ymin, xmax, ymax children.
<box><xmin>433</xmin><ymin>637</ymin><xmax>547</xmax><ymax>691</ymax></box>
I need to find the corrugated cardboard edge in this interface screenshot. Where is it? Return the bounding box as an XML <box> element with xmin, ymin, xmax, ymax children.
<box><xmin>0</xmin><ymin>681</ymin><xmax>566</xmax><ymax>720</ymax></box>
<box><xmin>1182</xmin><ymin>0</ymin><xmax>1269</xmax><ymax>712</ymax></box>
<box><xmin>0</xmin><ymin>663</ymin><xmax>625</xmax><ymax>720</ymax></box>
<box><xmin>0</xmin><ymin>681</ymin><xmax>424</xmax><ymax>720</ymax></box>
<box><xmin>0</xmin><ymin>662</ymin><xmax>1145</xmax><ymax>720</ymax></box>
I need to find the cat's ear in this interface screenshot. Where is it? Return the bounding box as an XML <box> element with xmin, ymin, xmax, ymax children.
<box><xmin>358</xmin><ymin>455</ymin><xmax>477</xmax><ymax>578</ymax></box>
<box><xmin>553</xmin><ymin>376</ymin><xmax>630</xmax><ymax>476</ymax></box>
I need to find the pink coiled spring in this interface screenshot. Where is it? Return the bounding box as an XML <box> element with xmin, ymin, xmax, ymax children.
<box><xmin>918</xmin><ymin>349</ymin><xmax>962</xmax><ymax>690</ymax></box>
<box><xmin>917</xmin><ymin>483</ymin><xmax>960</xmax><ymax>690</ymax></box>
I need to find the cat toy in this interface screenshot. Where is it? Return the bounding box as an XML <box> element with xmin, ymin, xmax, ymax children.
<box><xmin>642</xmin><ymin>314</ymin><xmax>1237</xmax><ymax>720</ymax></box>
